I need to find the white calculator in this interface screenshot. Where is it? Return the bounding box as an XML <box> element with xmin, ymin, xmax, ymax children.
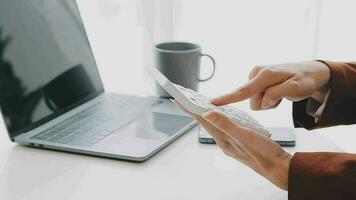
<box><xmin>148</xmin><ymin>67</ymin><xmax>271</xmax><ymax>137</ymax></box>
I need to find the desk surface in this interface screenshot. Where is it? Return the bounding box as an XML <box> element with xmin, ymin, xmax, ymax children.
<box><xmin>0</xmin><ymin>124</ymin><xmax>343</xmax><ymax>200</ymax></box>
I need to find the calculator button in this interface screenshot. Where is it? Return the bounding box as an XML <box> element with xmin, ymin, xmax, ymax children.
<box><xmin>175</xmin><ymin>83</ymin><xmax>270</xmax><ymax>137</ymax></box>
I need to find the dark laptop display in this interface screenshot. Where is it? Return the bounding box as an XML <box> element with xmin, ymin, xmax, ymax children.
<box><xmin>0</xmin><ymin>0</ymin><xmax>104</xmax><ymax>139</ymax></box>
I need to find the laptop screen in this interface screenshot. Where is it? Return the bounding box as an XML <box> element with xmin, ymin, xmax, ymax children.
<box><xmin>0</xmin><ymin>0</ymin><xmax>104</xmax><ymax>139</ymax></box>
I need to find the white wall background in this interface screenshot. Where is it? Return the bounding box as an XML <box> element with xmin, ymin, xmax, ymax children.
<box><xmin>76</xmin><ymin>0</ymin><xmax>356</xmax><ymax>129</ymax></box>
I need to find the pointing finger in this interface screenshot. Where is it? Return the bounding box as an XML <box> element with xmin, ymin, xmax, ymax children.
<box><xmin>212</xmin><ymin>69</ymin><xmax>281</xmax><ymax>105</ymax></box>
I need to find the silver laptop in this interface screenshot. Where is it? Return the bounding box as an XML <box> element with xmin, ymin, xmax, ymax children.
<box><xmin>0</xmin><ymin>0</ymin><xmax>196</xmax><ymax>161</ymax></box>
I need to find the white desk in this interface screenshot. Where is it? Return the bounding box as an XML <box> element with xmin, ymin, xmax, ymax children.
<box><xmin>0</xmin><ymin>122</ymin><xmax>344</xmax><ymax>200</ymax></box>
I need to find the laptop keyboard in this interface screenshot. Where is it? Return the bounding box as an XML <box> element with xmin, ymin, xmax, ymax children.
<box><xmin>31</xmin><ymin>96</ymin><xmax>162</xmax><ymax>147</ymax></box>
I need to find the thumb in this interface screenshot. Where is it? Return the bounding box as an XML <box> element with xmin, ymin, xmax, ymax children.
<box><xmin>260</xmin><ymin>80</ymin><xmax>298</xmax><ymax>109</ymax></box>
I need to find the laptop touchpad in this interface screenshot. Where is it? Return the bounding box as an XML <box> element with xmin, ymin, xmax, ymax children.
<box><xmin>94</xmin><ymin>113</ymin><xmax>194</xmax><ymax>157</ymax></box>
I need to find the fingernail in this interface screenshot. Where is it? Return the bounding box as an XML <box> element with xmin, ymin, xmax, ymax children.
<box><xmin>211</xmin><ymin>97</ymin><xmax>221</xmax><ymax>104</ymax></box>
<box><xmin>262</xmin><ymin>98</ymin><xmax>277</xmax><ymax>109</ymax></box>
<box><xmin>201</xmin><ymin>111</ymin><xmax>211</xmax><ymax>118</ymax></box>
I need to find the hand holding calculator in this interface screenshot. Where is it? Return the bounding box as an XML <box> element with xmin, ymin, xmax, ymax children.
<box><xmin>148</xmin><ymin>67</ymin><xmax>271</xmax><ymax>137</ymax></box>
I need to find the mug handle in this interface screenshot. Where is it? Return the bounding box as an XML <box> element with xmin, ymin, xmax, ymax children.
<box><xmin>199</xmin><ymin>53</ymin><xmax>216</xmax><ymax>82</ymax></box>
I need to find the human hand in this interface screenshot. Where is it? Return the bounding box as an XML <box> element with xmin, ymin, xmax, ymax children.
<box><xmin>212</xmin><ymin>61</ymin><xmax>330</xmax><ymax>110</ymax></box>
<box><xmin>174</xmin><ymin>102</ymin><xmax>290</xmax><ymax>190</ymax></box>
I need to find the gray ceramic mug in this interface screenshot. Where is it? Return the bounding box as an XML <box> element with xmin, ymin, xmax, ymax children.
<box><xmin>155</xmin><ymin>42</ymin><xmax>216</xmax><ymax>98</ymax></box>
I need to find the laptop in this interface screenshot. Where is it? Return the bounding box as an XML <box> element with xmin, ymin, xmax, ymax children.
<box><xmin>0</xmin><ymin>0</ymin><xmax>196</xmax><ymax>161</ymax></box>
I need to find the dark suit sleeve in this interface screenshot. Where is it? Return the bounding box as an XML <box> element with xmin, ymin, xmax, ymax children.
<box><xmin>293</xmin><ymin>60</ymin><xmax>356</xmax><ymax>129</ymax></box>
<box><xmin>289</xmin><ymin>61</ymin><xmax>356</xmax><ymax>199</ymax></box>
<box><xmin>289</xmin><ymin>152</ymin><xmax>356</xmax><ymax>199</ymax></box>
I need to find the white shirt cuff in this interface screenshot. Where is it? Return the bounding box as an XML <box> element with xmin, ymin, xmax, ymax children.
<box><xmin>306</xmin><ymin>90</ymin><xmax>330</xmax><ymax>123</ymax></box>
